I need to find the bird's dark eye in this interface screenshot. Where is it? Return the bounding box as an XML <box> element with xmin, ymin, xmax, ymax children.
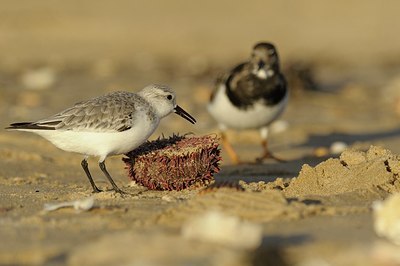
<box><xmin>167</xmin><ymin>94</ymin><xmax>173</xmax><ymax>100</ymax></box>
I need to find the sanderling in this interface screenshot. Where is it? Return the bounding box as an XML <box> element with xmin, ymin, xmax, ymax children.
<box><xmin>208</xmin><ymin>42</ymin><xmax>288</xmax><ymax>164</ymax></box>
<box><xmin>7</xmin><ymin>84</ymin><xmax>196</xmax><ymax>193</ymax></box>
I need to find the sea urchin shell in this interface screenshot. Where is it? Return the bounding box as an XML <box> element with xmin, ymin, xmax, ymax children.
<box><xmin>123</xmin><ymin>134</ymin><xmax>221</xmax><ymax>191</ymax></box>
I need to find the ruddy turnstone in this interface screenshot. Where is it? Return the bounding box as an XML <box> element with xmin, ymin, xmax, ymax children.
<box><xmin>208</xmin><ymin>42</ymin><xmax>288</xmax><ymax>164</ymax></box>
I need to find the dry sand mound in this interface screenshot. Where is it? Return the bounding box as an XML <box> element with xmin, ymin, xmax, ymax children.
<box><xmin>156</xmin><ymin>146</ymin><xmax>400</xmax><ymax>227</ymax></box>
<box><xmin>284</xmin><ymin>146</ymin><xmax>400</xmax><ymax>198</ymax></box>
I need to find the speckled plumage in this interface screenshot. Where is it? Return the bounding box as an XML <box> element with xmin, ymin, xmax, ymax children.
<box><xmin>224</xmin><ymin>62</ymin><xmax>287</xmax><ymax>109</ymax></box>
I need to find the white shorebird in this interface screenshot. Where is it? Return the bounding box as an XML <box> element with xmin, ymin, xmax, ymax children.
<box><xmin>208</xmin><ymin>42</ymin><xmax>288</xmax><ymax>164</ymax></box>
<box><xmin>7</xmin><ymin>84</ymin><xmax>196</xmax><ymax>193</ymax></box>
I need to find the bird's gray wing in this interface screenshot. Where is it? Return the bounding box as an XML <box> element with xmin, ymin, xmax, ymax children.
<box><xmin>35</xmin><ymin>92</ymin><xmax>142</xmax><ymax>132</ymax></box>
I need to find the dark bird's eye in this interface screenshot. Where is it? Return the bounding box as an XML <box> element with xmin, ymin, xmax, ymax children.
<box><xmin>167</xmin><ymin>94</ymin><xmax>173</xmax><ymax>100</ymax></box>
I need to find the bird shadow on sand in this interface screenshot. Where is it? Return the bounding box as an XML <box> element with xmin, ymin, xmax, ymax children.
<box><xmin>215</xmin><ymin>127</ymin><xmax>400</xmax><ymax>184</ymax></box>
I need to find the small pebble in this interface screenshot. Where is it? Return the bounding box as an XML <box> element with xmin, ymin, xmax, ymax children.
<box><xmin>330</xmin><ymin>141</ymin><xmax>348</xmax><ymax>154</ymax></box>
<box><xmin>314</xmin><ymin>147</ymin><xmax>329</xmax><ymax>157</ymax></box>
<box><xmin>270</xmin><ymin>120</ymin><xmax>289</xmax><ymax>134</ymax></box>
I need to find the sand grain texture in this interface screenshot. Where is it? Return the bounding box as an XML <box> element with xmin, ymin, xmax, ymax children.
<box><xmin>284</xmin><ymin>146</ymin><xmax>400</xmax><ymax>198</ymax></box>
<box><xmin>2</xmin><ymin>2</ymin><xmax>400</xmax><ymax>264</ymax></box>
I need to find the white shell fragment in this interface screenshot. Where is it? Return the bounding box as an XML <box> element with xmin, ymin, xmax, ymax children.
<box><xmin>373</xmin><ymin>193</ymin><xmax>400</xmax><ymax>245</ymax></box>
<box><xmin>43</xmin><ymin>196</ymin><xmax>95</xmax><ymax>212</ymax></box>
<box><xmin>181</xmin><ymin>210</ymin><xmax>263</xmax><ymax>249</ymax></box>
<box><xmin>330</xmin><ymin>141</ymin><xmax>348</xmax><ymax>154</ymax></box>
<box><xmin>270</xmin><ymin>120</ymin><xmax>289</xmax><ymax>134</ymax></box>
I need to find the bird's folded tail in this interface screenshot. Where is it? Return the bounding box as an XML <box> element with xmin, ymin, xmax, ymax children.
<box><xmin>6</xmin><ymin>122</ymin><xmax>56</xmax><ymax>130</ymax></box>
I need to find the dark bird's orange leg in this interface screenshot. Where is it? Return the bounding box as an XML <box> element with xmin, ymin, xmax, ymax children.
<box><xmin>256</xmin><ymin>139</ymin><xmax>286</xmax><ymax>163</ymax></box>
<box><xmin>255</xmin><ymin>127</ymin><xmax>286</xmax><ymax>163</ymax></box>
<box><xmin>221</xmin><ymin>131</ymin><xmax>240</xmax><ymax>165</ymax></box>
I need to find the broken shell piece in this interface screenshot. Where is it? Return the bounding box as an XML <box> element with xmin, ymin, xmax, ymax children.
<box><xmin>373</xmin><ymin>193</ymin><xmax>400</xmax><ymax>245</ymax></box>
<box><xmin>43</xmin><ymin>196</ymin><xmax>95</xmax><ymax>212</ymax></box>
<box><xmin>182</xmin><ymin>210</ymin><xmax>263</xmax><ymax>249</ymax></box>
<box><xmin>330</xmin><ymin>141</ymin><xmax>348</xmax><ymax>154</ymax></box>
<box><xmin>270</xmin><ymin>120</ymin><xmax>289</xmax><ymax>134</ymax></box>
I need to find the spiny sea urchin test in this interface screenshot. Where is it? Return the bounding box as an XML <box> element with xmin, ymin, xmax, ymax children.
<box><xmin>123</xmin><ymin>134</ymin><xmax>221</xmax><ymax>191</ymax></box>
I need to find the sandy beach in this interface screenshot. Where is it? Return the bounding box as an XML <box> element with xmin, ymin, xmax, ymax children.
<box><xmin>1</xmin><ymin>1</ymin><xmax>400</xmax><ymax>265</ymax></box>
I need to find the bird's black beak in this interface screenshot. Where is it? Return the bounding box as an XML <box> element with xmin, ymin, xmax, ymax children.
<box><xmin>174</xmin><ymin>105</ymin><xmax>196</xmax><ymax>124</ymax></box>
<box><xmin>258</xmin><ymin>60</ymin><xmax>265</xmax><ymax>70</ymax></box>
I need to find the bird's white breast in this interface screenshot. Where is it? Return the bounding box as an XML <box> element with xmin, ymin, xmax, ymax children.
<box><xmin>208</xmin><ymin>84</ymin><xmax>288</xmax><ymax>130</ymax></box>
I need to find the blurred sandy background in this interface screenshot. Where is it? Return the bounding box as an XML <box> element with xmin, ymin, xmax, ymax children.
<box><xmin>1</xmin><ymin>0</ymin><xmax>400</xmax><ymax>66</ymax></box>
<box><xmin>2</xmin><ymin>1</ymin><xmax>400</xmax><ymax>265</ymax></box>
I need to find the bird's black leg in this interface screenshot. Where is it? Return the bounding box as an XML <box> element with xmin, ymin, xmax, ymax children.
<box><xmin>81</xmin><ymin>159</ymin><xmax>102</xmax><ymax>193</ymax></box>
<box><xmin>99</xmin><ymin>161</ymin><xmax>125</xmax><ymax>194</ymax></box>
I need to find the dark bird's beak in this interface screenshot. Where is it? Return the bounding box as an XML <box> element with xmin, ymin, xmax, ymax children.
<box><xmin>174</xmin><ymin>105</ymin><xmax>196</xmax><ymax>124</ymax></box>
<box><xmin>258</xmin><ymin>60</ymin><xmax>266</xmax><ymax>70</ymax></box>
